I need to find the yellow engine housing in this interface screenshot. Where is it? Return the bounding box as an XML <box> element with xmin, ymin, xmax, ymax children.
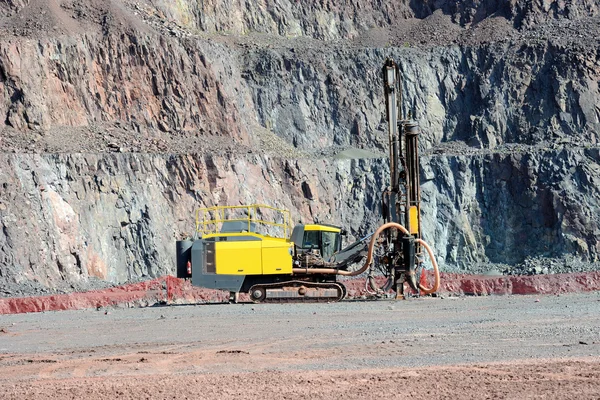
<box><xmin>203</xmin><ymin>233</ymin><xmax>292</xmax><ymax>276</ymax></box>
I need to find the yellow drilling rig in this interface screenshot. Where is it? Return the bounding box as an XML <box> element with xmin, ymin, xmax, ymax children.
<box><xmin>175</xmin><ymin>59</ymin><xmax>440</xmax><ymax>303</ymax></box>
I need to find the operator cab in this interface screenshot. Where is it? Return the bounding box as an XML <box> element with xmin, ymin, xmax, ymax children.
<box><xmin>290</xmin><ymin>224</ymin><xmax>344</xmax><ymax>261</ymax></box>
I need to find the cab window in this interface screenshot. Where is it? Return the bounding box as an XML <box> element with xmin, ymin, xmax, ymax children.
<box><xmin>321</xmin><ymin>231</ymin><xmax>339</xmax><ymax>260</ymax></box>
<box><xmin>302</xmin><ymin>231</ymin><xmax>320</xmax><ymax>250</ymax></box>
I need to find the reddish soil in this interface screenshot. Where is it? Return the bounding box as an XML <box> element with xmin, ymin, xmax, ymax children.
<box><xmin>1</xmin><ymin>292</ymin><xmax>599</xmax><ymax>399</ymax></box>
<box><xmin>1</xmin><ymin>360</ymin><xmax>599</xmax><ymax>399</ymax></box>
<box><xmin>2</xmin><ymin>272</ymin><xmax>600</xmax><ymax>315</ymax></box>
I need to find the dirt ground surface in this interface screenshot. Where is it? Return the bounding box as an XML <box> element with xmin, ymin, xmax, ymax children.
<box><xmin>0</xmin><ymin>293</ymin><xmax>599</xmax><ymax>399</ymax></box>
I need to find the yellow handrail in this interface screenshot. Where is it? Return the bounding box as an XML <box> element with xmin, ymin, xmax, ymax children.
<box><xmin>196</xmin><ymin>204</ymin><xmax>292</xmax><ymax>238</ymax></box>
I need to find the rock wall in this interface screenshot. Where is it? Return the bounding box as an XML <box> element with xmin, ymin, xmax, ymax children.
<box><xmin>148</xmin><ymin>0</ymin><xmax>600</xmax><ymax>35</ymax></box>
<box><xmin>0</xmin><ymin>0</ymin><xmax>599</xmax><ymax>292</ymax></box>
<box><xmin>240</xmin><ymin>43</ymin><xmax>600</xmax><ymax>151</ymax></box>
<box><xmin>1</xmin><ymin>146</ymin><xmax>598</xmax><ymax>291</ymax></box>
<box><xmin>0</xmin><ymin>153</ymin><xmax>386</xmax><ymax>292</ymax></box>
<box><xmin>0</xmin><ymin>34</ymin><xmax>248</xmax><ymax>141</ymax></box>
<box><xmin>422</xmin><ymin>148</ymin><xmax>600</xmax><ymax>269</ymax></box>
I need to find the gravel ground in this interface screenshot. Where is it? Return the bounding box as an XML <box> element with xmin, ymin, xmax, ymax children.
<box><xmin>0</xmin><ymin>293</ymin><xmax>599</xmax><ymax>398</ymax></box>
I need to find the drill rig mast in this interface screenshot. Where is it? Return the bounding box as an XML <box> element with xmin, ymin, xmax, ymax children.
<box><xmin>371</xmin><ymin>59</ymin><xmax>426</xmax><ymax>298</ymax></box>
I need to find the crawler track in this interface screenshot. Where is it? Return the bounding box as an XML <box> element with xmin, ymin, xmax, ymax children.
<box><xmin>248</xmin><ymin>281</ymin><xmax>346</xmax><ymax>303</ymax></box>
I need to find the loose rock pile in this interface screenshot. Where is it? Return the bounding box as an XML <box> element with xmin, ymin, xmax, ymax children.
<box><xmin>503</xmin><ymin>255</ymin><xmax>600</xmax><ymax>276</ymax></box>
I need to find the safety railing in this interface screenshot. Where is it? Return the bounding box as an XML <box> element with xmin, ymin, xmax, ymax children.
<box><xmin>196</xmin><ymin>204</ymin><xmax>292</xmax><ymax>239</ymax></box>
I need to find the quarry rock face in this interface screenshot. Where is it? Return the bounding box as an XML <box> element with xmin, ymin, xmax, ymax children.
<box><xmin>0</xmin><ymin>0</ymin><xmax>599</xmax><ymax>292</ymax></box>
<box><xmin>422</xmin><ymin>148</ymin><xmax>600</xmax><ymax>269</ymax></box>
<box><xmin>0</xmin><ymin>153</ymin><xmax>387</xmax><ymax>291</ymax></box>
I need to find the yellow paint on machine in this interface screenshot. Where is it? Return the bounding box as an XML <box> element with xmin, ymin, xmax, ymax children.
<box><xmin>409</xmin><ymin>206</ymin><xmax>419</xmax><ymax>235</ymax></box>
<box><xmin>214</xmin><ymin>235</ymin><xmax>292</xmax><ymax>275</ymax></box>
<box><xmin>304</xmin><ymin>224</ymin><xmax>341</xmax><ymax>233</ymax></box>
<box><xmin>215</xmin><ymin>240</ymin><xmax>262</xmax><ymax>275</ymax></box>
<box><xmin>262</xmin><ymin>237</ymin><xmax>293</xmax><ymax>275</ymax></box>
